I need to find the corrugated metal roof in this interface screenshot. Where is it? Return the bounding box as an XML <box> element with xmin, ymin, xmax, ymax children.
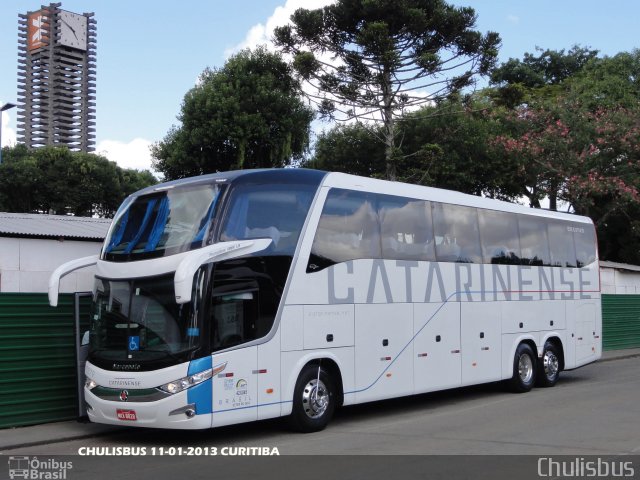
<box><xmin>0</xmin><ymin>212</ymin><xmax>111</xmax><ymax>240</ymax></box>
<box><xmin>600</xmin><ymin>261</ymin><xmax>640</xmax><ymax>273</ymax></box>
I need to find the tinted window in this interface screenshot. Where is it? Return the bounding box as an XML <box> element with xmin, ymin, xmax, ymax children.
<box><xmin>221</xmin><ymin>183</ymin><xmax>316</xmax><ymax>255</ymax></box>
<box><xmin>378</xmin><ymin>195</ymin><xmax>435</xmax><ymax>261</ymax></box>
<box><xmin>104</xmin><ymin>184</ymin><xmax>223</xmax><ymax>261</ymax></box>
<box><xmin>309</xmin><ymin>189</ymin><xmax>380</xmax><ymax>270</ymax></box>
<box><xmin>211</xmin><ymin>287</ymin><xmax>260</xmax><ymax>351</ymax></box>
<box><xmin>478</xmin><ymin>209</ymin><xmax>521</xmax><ymax>264</ymax></box>
<box><xmin>518</xmin><ymin>215</ymin><xmax>551</xmax><ymax>266</ymax></box>
<box><xmin>432</xmin><ymin>203</ymin><xmax>482</xmax><ymax>263</ymax></box>
<box><xmin>548</xmin><ymin>221</ymin><xmax>577</xmax><ymax>267</ymax></box>
<box><xmin>573</xmin><ymin>223</ymin><xmax>597</xmax><ymax>267</ymax></box>
<box><xmin>210</xmin><ymin>257</ymin><xmax>290</xmax><ymax>351</ymax></box>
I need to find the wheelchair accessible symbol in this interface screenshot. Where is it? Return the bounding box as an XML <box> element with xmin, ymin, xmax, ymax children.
<box><xmin>129</xmin><ymin>336</ymin><xmax>140</xmax><ymax>351</ymax></box>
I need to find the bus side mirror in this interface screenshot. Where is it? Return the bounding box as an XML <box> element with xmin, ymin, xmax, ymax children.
<box><xmin>173</xmin><ymin>238</ymin><xmax>272</xmax><ymax>304</ymax></box>
<box><xmin>48</xmin><ymin>255</ymin><xmax>99</xmax><ymax>307</ymax></box>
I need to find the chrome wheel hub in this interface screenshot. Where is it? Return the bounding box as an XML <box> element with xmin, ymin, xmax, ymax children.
<box><xmin>518</xmin><ymin>353</ymin><xmax>533</xmax><ymax>383</ymax></box>
<box><xmin>302</xmin><ymin>378</ymin><xmax>329</xmax><ymax>419</ymax></box>
<box><xmin>543</xmin><ymin>350</ymin><xmax>559</xmax><ymax>379</ymax></box>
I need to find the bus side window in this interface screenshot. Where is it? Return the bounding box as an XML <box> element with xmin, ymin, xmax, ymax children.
<box><xmin>221</xmin><ymin>185</ymin><xmax>315</xmax><ymax>255</ymax></box>
<box><xmin>211</xmin><ymin>290</ymin><xmax>259</xmax><ymax>350</ymax></box>
<box><xmin>378</xmin><ymin>195</ymin><xmax>435</xmax><ymax>261</ymax></box>
<box><xmin>432</xmin><ymin>203</ymin><xmax>482</xmax><ymax>263</ymax></box>
<box><xmin>518</xmin><ymin>215</ymin><xmax>551</xmax><ymax>266</ymax></box>
<box><xmin>478</xmin><ymin>209</ymin><xmax>521</xmax><ymax>265</ymax></box>
<box><xmin>309</xmin><ymin>189</ymin><xmax>380</xmax><ymax>271</ymax></box>
<box><xmin>574</xmin><ymin>223</ymin><xmax>597</xmax><ymax>267</ymax></box>
<box><xmin>548</xmin><ymin>221</ymin><xmax>577</xmax><ymax>268</ymax></box>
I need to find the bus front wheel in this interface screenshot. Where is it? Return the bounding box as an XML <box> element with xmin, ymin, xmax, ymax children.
<box><xmin>287</xmin><ymin>364</ymin><xmax>336</xmax><ymax>433</ymax></box>
<box><xmin>509</xmin><ymin>343</ymin><xmax>537</xmax><ymax>393</ymax></box>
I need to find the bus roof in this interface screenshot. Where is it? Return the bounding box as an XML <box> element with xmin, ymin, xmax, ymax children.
<box><xmin>134</xmin><ymin>168</ymin><xmax>327</xmax><ymax>198</ymax></box>
<box><xmin>134</xmin><ymin>168</ymin><xmax>592</xmax><ymax>225</ymax></box>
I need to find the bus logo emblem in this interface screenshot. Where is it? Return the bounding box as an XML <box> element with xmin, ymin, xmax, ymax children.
<box><xmin>119</xmin><ymin>390</ymin><xmax>129</xmax><ymax>402</ymax></box>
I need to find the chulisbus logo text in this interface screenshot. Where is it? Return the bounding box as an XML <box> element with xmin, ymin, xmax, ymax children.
<box><xmin>8</xmin><ymin>456</ymin><xmax>73</xmax><ymax>479</ymax></box>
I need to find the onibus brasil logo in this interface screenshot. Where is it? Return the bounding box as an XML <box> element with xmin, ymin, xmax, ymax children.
<box><xmin>8</xmin><ymin>456</ymin><xmax>73</xmax><ymax>479</ymax></box>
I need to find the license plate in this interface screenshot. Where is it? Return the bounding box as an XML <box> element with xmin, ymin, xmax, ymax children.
<box><xmin>116</xmin><ymin>409</ymin><xmax>137</xmax><ymax>421</ymax></box>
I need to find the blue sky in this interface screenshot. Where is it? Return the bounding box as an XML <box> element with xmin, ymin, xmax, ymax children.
<box><xmin>1</xmin><ymin>0</ymin><xmax>639</xmax><ymax>171</ymax></box>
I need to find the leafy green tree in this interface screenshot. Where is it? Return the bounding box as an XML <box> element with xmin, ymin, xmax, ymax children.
<box><xmin>0</xmin><ymin>145</ymin><xmax>157</xmax><ymax>217</ymax></box>
<box><xmin>491</xmin><ymin>45</ymin><xmax>599</xmax><ymax>88</ymax></box>
<box><xmin>566</xmin><ymin>50</ymin><xmax>640</xmax><ymax>111</ymax></box>
<box><xmin>274</xmin><ymin>0</ymin><xmax>500</xmax><ymax>180</ymax></box>
<box><xmin>152</xmin><ymin>47</ymin><xmax>314</xmax><ymax>179</ymax></box>
<box><xmin>0</xmin><ymin>144</ymin><xmax>42</xmax><ymax>212</ymax></box>
<box><xmin>307</xmin><ymin>124</ymin><xmax>385</xmax><ymax>177</ymax></box>
<box><xmin>490</xmin><ymin>45</ymin><xmax>599</xmax><ymax>108</ymax></box>
<box><xmin>120</xmin><ymin>168</ymin><xmax>158</xmax><ymax>198</ymax></box>
<box><xmin>396</xmin><ymin>95</ymin><xmax>520</xmax><ymax>198</ymax></box>
<box><xmin>566</xmin><ymin>107</ymin><xmax>640</xmax><ymax>263</ymax></box>
<box><xmin>489</xmin><ymin>48</ymin><xmax>640</xmax><ymax>263</ymax></box>
<box><xmin>309</xmin><ymin>95</ymin><xmax>520</xmax><ymax>199</ymax></box>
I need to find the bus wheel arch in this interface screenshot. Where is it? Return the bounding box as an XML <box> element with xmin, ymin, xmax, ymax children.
<box><xmin>309</xmin><ymin>358</ymin><xmax>344</xmax><ymax>408</ymax></box>
<box><xmin>287</xmin><ymin>359</ymin><xmax>341</xmax><ymax>432</ymax></box>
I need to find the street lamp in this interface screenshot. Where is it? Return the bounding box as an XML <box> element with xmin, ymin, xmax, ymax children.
<box><xmin>0</xmin><ymin>102</ymin><xmax>17</xmax><ymax>165</ymax></box>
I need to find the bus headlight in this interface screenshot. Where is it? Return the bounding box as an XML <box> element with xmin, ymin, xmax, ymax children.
<box><xmin>85</xmin><ymin>378</ymin><xmax>97</xmax><ymax>390</ymax></box>
<box><xmin>158</xmin><ymin>368</ymin><xmax>213</xmax><ymax>394</ymax></box>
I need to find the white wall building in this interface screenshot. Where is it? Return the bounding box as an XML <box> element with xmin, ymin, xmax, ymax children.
<box><xmin>599</xmin><ymin>261</ymin><xmax>640</xmax><ymax>295</ymax></box>
<box><xmin>0</xmin><ymin>212</ymin><xmax>111</xmax><ymax>293</ymax></box>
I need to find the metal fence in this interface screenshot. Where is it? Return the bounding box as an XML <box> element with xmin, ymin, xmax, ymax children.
<box><xmin>0</xmin><ymin>293</ymin><xmax>90</xmax><ymax>429</ymax></box>
<box><xmin>602</xmin><ymin>294</ymin><xmax>640</xmax><ymax>351</ymax></box>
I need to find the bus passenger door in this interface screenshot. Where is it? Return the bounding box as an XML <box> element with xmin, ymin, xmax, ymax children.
<box><xmin>413</xmin><ymin>302</ymin><xmax>461</xmax><ymax>393</ymax></box>
<box><xmin>211</xmin><ymin>347</ymin><xmax>258</xmax><ymax>427</ymax></box>
<box><xmin>209</xmin><ymin>288</ymin><xmax>259</xmax><ymax>427</ymax></box>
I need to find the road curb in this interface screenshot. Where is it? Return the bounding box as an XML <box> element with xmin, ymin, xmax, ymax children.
<box><xmin>2</xmin><ymin>432</ymin><xmax>118</xmax><ymax>452</ymax></box>
<box><xmin>599</xmin><ymin>352</ymin><xmax>640</xmax><ymax>363</ymax></box>
<box><xmin>0</xmin><ymin>424</ymin><xmax>125</xmax><ymax>452</ymax></box>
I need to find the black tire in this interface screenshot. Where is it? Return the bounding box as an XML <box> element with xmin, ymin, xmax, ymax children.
<box><xmin>287</xmin><ymin>364</ymin><xmax>336</xmax><ymax>433</ymax></box>
<box><xmin>536</xmin><ymin>341</ymin><xmax>561</xmax><ymax>388</ymax></box>
<box><xmin>509</xmin><ymin>343</ymin><xmax>537</xmax><ymax>393</ymax></box>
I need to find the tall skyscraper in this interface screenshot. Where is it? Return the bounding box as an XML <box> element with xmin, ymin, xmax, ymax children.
<box><xmin>17</xmin><ymin>3</ymin><xmax>96</xmax><ymax>152</ymax></box>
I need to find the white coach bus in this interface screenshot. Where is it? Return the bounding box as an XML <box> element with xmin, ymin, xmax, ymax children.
<box><xmin>49</xmin><ymin>169</ymin><xmax>601</xmax><ymax>432</ymax></box>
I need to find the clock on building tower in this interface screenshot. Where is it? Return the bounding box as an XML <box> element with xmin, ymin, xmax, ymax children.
<box><xmin>58</xmin><ymin>10</ymin><xmax>87</xmax><ymax>50</ymax></box>
<box><xmin>17</xmin><ymin>3</ymin><xmax>96</xmax><ymax>152</ymax></box>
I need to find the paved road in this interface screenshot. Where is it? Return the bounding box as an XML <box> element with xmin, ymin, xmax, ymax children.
<box><xmin>5</xmin><ymin>357</ymin><xmax>640</xmax><ymax>457</ymax></box>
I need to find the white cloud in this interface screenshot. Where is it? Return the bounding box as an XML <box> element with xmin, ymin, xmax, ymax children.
<box><xmin>225</xmin><ymin>0</ymin><xmax>336</xmax><ymax>57</ymax></box>
<box><xmin>95</xmin><ymin>138</ymin><xmax>155</xmax><ymax>172</ymax></box>
<box><xmin>507</xmin><ymin>14</ymin><xmax>520</xmax><ymax>24</ymax></box>
<box><xmin>1</xmin><ymin>103</ymin><xmax>17</xmax><ymax>148</ymax></box>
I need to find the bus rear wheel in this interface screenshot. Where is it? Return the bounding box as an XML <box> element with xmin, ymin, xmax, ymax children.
<box><xmin>536</xmin><ymin>342</ymin><xmax>561</xmax><ymax>388</ymax></box>
<box><xmin>287</xmin><ymin>364</ymin><xmax>336</xmax><ymax>433</ymax></box>
<box><xmin>509</xmin><ymin>343</ymin><xmax>537</xmax><ymax>393</ymax></box>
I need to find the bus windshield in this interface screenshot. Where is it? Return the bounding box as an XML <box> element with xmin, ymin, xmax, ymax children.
<box><xmin>103</xmin><ymin>183</ymin><xmax>224</xmax><ymax>261</ymax></box>
<box><xmin>89</xmin><ymin>271</ymin><xmax>206</xmax><ymax>368</ymax></box>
